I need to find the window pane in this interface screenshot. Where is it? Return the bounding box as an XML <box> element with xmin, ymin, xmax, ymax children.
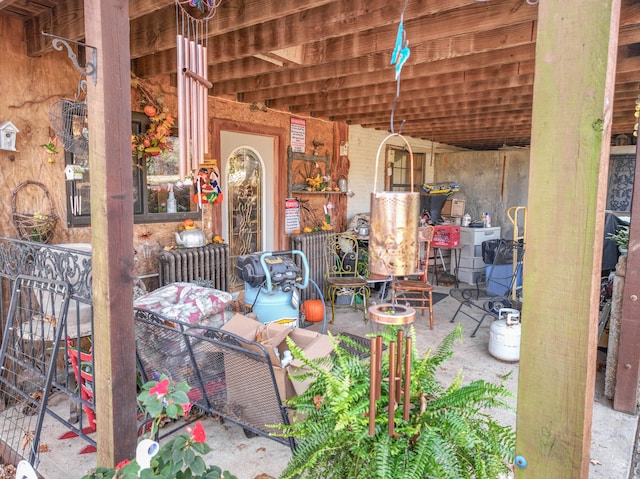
<box><xmin>66</xmin><ymin>113</ymin><xmax>201</xmax><ymax>226</ymax></box>
<box><xmin>146</xmin><ymin>137</ymin><xmax>196</xmax><ymax>214</ymax></box>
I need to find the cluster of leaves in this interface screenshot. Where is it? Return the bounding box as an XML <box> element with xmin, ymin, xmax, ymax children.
<box><xmin>607</xmin><ymin>224</ymin><xmax>630</xmax><ymax>250</ymax></box>
<box><xmin>132</xmin><ymin>104</ymin><xmax>175</xmax><ymax>163</ymax></box>
<box><xmin>276</xmin><ymin>326</ymin><xmax>516</xmax><ymax>479</ymax></box>
<box><xmin>82</xmin><ymin>374</ymin><xmax>237</xmax><ymax>479</ymax></box>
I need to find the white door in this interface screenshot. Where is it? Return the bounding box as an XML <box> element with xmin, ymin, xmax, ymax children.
<box><xmin>220</xmin><ymin>131</ymin><xmax>275</xmax><ymax>289</ymax></box>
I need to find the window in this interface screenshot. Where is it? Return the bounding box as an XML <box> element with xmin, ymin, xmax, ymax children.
<box><xmin>387</xmin><ymin>146</ymin><xmax>425</xmax><ymax>192</ymax></box>
<box><xmin>65</xmin><ymin>113</ymin><xmax>201</xmax><ymax>226</ymax></box>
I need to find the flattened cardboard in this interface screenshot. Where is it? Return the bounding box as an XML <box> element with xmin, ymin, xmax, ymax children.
<box><xmin>287</xmin><ymin>331</ymin><xmax>334</xmax><ymax>395</ymax></box>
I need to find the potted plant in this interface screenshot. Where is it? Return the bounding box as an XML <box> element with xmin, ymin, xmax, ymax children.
<box><xmin>275</xmin><ymin>326</ymin><xmax>516</xmax><ymax>479</ymax></box>
<box><xmin>607</xmin><ymin>224</ymin><xmax>629</xmax><ymax>255</ymax></box>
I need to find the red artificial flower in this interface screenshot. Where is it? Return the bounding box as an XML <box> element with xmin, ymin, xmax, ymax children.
<box><xmin>182</xmin><ymin>403</ymin><xmax>193</xmax><ymax>416</ymax></box>
<box><xmin>115</xmin><ymin>458</ymin><xmax>130</xmax><ymax>470</ymax></box>
<box><xmin>188</xmin><ymin>422</ymin><xmax>206</xmax><ymax>443</ymax></box>
<box><xmin>149</xmin><ymin>378</ymin><xmax>170</xmax><ymax>398</ymax></box>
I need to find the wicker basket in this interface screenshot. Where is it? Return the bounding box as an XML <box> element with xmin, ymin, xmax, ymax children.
<box><xmin>11</xmin><ymin>180</ymin><xmax>59</xmax><ymax>244</ymax></box>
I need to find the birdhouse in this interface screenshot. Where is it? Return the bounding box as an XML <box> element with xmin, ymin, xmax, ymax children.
<box><xmin>0</xmin><ymin>121</ymin><xmax>19</xmax><ymax>151</ymax></box>
<box><xmin>65</xmin><ymin>164</ymin><xmax>85</xmax><ymax>181</ymax></box>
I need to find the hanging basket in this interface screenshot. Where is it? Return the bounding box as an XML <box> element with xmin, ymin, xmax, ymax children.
<box><xmin>11</xmin><ymin>181</ymin><xmax>59</xmax><ymax>244</ymax></box>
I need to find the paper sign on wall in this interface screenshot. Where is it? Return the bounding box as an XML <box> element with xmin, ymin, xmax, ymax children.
<box><xmin>290</xmin><ymin>118</ymin><xmax>306</xmax><ymax>153</ymax></box>
<box><xmin>285</xmin><ymin>198</ymin><xmax>301</xmax><ymax>234</ymax></box>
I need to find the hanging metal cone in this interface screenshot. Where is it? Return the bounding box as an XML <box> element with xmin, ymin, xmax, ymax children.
<box><xmin>368</xmin><ymin>133</ymin><xmax>419</xmax><ymax>277</ymax></box>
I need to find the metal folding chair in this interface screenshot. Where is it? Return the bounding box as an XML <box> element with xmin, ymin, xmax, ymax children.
<box><xmin>449</xmin><ymin>239</ymin><xmax>524</xmax><ymax>337</ymax></box>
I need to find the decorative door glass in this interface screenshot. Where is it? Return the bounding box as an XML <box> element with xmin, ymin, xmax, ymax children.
<box><xmin>227</xmin><ymin>148</ymin><xmax>263</xmax><ymax>290</ymax></box>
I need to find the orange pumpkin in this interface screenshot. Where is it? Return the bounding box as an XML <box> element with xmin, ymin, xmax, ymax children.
<box><xmin>303</xmin><ymin>299</ymin><xmax>325</xmax><ymax>322</ymax></box>
<box><xmin>143</xmin><ymin>105</ymin><xmax>157</xmax><ymax>117</ymax></box>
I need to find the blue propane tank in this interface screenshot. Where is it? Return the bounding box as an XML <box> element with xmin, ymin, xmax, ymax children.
<box><xmin>488</xmin><ymin>308</ymin><xmax>521</xmax><ymax>362</ymax></box>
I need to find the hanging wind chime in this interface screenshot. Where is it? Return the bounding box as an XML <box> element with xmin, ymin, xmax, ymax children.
<box><xmin>368</xmin><ymin>0</ymin><xmax>419</xmax><ymax>326</ymax></box>
<box><xmin>176</xmin><ymin>0</ymin><xmax>222</xmax><ymax>209</ymax></box>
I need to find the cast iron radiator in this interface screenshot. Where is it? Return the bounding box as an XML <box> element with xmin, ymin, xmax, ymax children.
<box><xmin>157</xmin><ymin>243</ymin><xmax>230</xmax><ymax>291</ymax></box>
<box><xmin>290</xmin><ymin>231</ymin><xmax>331</xmax><ymax>301</ymax></box>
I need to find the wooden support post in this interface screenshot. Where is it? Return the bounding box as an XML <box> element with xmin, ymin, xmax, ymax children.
<box><xmin>83</xmin><ymin>0</ymin><xmax>137</xmax><ymax>467</ymax></box>
<box><xmin>515</xmin><ymin>1</ymin><xmax>621</xmax><ymax>477</ymax></box>
<box><xmin>613</xmin><ymin>142</ymin><xmax>640</xmax><ymax>412</ymax></box>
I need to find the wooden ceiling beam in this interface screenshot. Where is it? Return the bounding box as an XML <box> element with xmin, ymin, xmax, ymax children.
<box><xmin>331</xmin><ymin>100</ymin><xmax>534</xmax><ymax>124</ymax></box>
<box><xmin>26</xmin><ymin>0</ymin><xmax>341</xmax><ymax>56</ymax></box>
<box><xmin>133</xmin><ymin>0</ymin><xmax>484</xmax><ymax>77</ymax></box>
<box><xmin>286</xmin><ymin>82</ymin><xmax>535</xmax><ymax>115</ymax></box>
<box><xmin>214</xmin><ymin>22</ymin><xmax>537</xmax><ymax>95</ymax></box>
<box><xmin>230</xmin><ymin>43</ymin><xmax>536</xmax><ymax>106</ymax></box>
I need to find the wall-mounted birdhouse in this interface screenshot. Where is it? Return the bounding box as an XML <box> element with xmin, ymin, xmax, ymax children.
<box><xmin>0</xmin><ymin>121</ymin><xmax>19</xmax><ymax>151</ymax></box>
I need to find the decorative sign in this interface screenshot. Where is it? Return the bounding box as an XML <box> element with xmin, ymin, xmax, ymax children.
<box><xmin>284</xmin><ymin>197</ymin><xmax>301</xmax><ymax>233</ymax></box>
<box><xmin>200</xmin><ymin>158</ymin><xmax>218</xmax><ymax>169</ymax></box>
<box><xmin>290</xmin><ymin>118</ymin><xmax>306</xmax><ymax>153</ymax></box>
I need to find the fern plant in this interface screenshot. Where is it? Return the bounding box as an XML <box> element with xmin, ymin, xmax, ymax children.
<box><xmin>276</xmin><ymin>325</ymin><xmax>515</xmax><ymax>479</ymax></box>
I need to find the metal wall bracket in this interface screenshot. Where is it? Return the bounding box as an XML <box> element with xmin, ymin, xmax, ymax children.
<box><xmin>42</xmin><ymin>32</ymin><xmax>98</xmax><ymax>86</ymax></box>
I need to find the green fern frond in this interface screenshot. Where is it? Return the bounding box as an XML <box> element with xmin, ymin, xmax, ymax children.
<box><xmin>276</xmin><ymin>322</ymin><xmax>514</xmax><ymax>479</ymax></box>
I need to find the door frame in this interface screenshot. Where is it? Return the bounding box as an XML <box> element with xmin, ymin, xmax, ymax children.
<box><xmin>211</xmin><ymin>120</ymin><xmax>288</xmax><ymax>250</ymax></box>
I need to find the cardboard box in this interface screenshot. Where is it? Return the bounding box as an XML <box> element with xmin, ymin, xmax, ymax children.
<box><xmin>222</xmin><ymin>313</ymin><xmax>294</xmax><ymax>367</ymax></box>
<box><xmin>287</xmin><ymin>329</ymin><xmax>334</xmax><ymax>395</ymax></box>
<box><xmin>441</xmin><ymin>198</ymin><xmax>465</xmax><ymax>217</ymax></box>
<box><xmin>221</xmin><ymin>314</ymin><xmax>334</xmax><ymax>397</ymax></box>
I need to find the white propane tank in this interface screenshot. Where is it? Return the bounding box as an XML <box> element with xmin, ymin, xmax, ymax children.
<box><xmin>488</xmin><ymin>308</ymin><xmax>521</xmax><ymax>362</ymax></box>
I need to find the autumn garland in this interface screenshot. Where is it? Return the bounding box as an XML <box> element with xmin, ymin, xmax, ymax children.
<box><xmin>131</xmin><ymin>79</ymin><xmax>175</xmax><ymax>165</ymax></box>
<box><xmin>131</xmin><ymin>103</ymin><xmax>175</xmax><ymax>164</ymax></box>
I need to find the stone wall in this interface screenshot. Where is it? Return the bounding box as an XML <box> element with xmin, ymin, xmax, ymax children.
<box><xmin>434</xmin><ymin>149</ymin><xmax>530</xmax><ymax>240</ymax></box>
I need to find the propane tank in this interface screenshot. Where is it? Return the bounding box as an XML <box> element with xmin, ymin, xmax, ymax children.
<box><xmin>488</xmin><ymin>308</ymin><xmax>521</xmax><ymax>362</ymax></box>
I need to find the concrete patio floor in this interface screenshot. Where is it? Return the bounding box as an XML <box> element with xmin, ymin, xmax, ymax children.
<box><xmin>32</xmin><ymin>285</ymin><xmax>639</xmax><ymax>479</ymax></box>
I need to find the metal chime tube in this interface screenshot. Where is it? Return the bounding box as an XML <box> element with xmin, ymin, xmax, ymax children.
<box><xmin>369</xmin><ymin>337</ymin><xmax>379</xmax><ymax>436</ymax></box>
<box><xmin>202</xmin><ymin>44</ymin><xmax>209</xmax><ymax>155</ymax></box>
<box><xmin>189</xmin><ymin>38</ymin><xmax>199</xmax><ymax>172</ymax></box>
<box><xmin>183</xmin><ymin>36</ymin><xmax>192</xmax><ymax>174</ymax></box>
<box><xmin>196</xmin><ymin>42</ymin><xmax>204</xmax><ymax>168</ymax></box>
<box><xmin>403</xmin><ymin>336</ymin><xmax>412</xmax><ymax>421</ymax></box>
<box><xmin>177</xmin><ymin>34</ymin><xmax>187</xmax><ymax>180</ymax></box>
<box><xmin>395</xmin><ymin>329</ymin><xmax>403</xmax><ymax>404</ymax></box>
<box><xmin>374</xmin><ymin>335</ymin><xmax>382</xmax><ymax>400</ymax></box>
<box><xmin>388</xmin><ymin>340</ymin><xmax>396</xmax><ymax>436</ymax></box>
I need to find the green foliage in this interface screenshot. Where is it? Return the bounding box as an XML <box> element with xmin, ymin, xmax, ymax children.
<box><xmin>276</xmin><ymin>325</ymin><xmax>516</xmax><ymax>479</ymax></box>
<box><xmin>82</xmin><ymin>375</ymin><xmax>237</xmax><ymax>479</ymax></box>
<box><xmin>607</xmin><ymin>224</ymin><xmax>629</xmax><ymax>250</ymax></box>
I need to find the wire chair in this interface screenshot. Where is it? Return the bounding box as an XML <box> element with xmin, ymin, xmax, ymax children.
<box><xmin>449</xmin><ymin>239</ymin><xmax>524</xmax><ymax>337</ymax></box>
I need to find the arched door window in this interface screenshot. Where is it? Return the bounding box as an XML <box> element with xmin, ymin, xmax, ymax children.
<box><xmin>227</xmin><ymin>147</ymin><xmax>264</xmax><ymax>290</ymax></box>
